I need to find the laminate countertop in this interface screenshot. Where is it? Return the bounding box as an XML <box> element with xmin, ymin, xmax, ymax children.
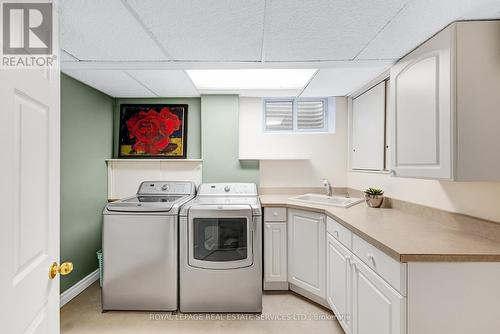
<box><xmin>260</xmin><ymin>194</ymin><xmax>500</xmax><ymax>262</ymax></box>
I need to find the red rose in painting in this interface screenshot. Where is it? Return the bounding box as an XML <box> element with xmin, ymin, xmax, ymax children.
<box><xmin>126</xmin><ymin>107</ymin><xmax>180</xmax><ymax>154</ymax></box>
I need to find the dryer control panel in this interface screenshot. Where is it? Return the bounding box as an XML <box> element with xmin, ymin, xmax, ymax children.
<box><xmin>197</xmin><ymin>183</ymin><xmax>258</xmax><ymax>196</ymax></box>
<box><xmin>137</xmin><ymin>181</ymin><xmax>196</xmax><ymax>195</ymax></box>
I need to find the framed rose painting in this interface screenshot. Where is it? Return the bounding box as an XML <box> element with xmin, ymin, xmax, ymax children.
<box><xmin>118</xmin><ymin>104</ymin><xmax>188</xmax><ymax>158</ymax></box>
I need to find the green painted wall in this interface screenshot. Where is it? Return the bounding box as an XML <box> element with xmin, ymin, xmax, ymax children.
<box><xmin>113</xmin><ymin>98</ymin><xmax>201</xmax><ymax>159</ymax></box>
<box><xmin>60</xmin><ymin>74</ymin><xmax>114</xmax><ymax>292</ymax></box>
<box><xmin>201</xmin><ymin>95</ymin><xmax>259</xmax><ymax>183</ymax></box>
<box><xmin>60</xmin><ymin>90</ymin><xmax>256</xmax><ymax>293</ymax></box>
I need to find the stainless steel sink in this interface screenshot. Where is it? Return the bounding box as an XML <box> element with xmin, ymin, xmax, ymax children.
<box><xmin>289</xmin><ymin>193</ymin><xmax>364</xmax><ymax>208</ymax></box>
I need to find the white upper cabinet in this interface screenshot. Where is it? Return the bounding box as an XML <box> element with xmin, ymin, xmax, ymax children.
<box><xmin>351</xmin><ymin>81</ymin><xmax>386</xmax><ymax>171</ymax></box>
<box><xmin>390</xmin><ymin>23</ymin><xmax>452</xmax><ymax>179</ymax></box>
<box><xmin>390</xmin><ymin>21</ymin><xmax>500</xmax><ymax>180</ymax></box>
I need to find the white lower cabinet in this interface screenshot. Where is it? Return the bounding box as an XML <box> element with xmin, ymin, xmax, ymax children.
<box><xmin>264</xmin><ymin>222</ymin><xmax>287</xmax><ymax>289</ymax></box>
<box><xmin>288</xmin><ymin>209</ymin><xmax>326</xmax><ymax>300</ymax></box>
<box><xmin>351</xmin><ymin>257</ymin><xmax>405</xmax><ymax>334</ymax></box>
<box><xmin>327</xmin><ymin>233</ymin><xmax>352</xmax><ymax>334</ymax></box>
<box><xmin>326</xmin><ymin>225</ymin><xmax>406</xmax><ymax>334</ymax></box>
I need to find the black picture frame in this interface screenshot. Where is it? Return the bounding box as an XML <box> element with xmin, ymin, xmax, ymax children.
<box><xmin>118</xmin><ymin>104</ymin><xmax>188</xmax><ymax>159</ymax></box>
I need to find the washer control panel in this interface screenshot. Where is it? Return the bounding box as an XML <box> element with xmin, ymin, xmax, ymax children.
<box><xmin>137</xmin><ymin>181</ymin><xmax>196</xmax><ymax>195</ymax></box>
<box><xmin>198</xmin><ymin>183</ymin><xmax>258</xmax><ymax>196</ymax></box>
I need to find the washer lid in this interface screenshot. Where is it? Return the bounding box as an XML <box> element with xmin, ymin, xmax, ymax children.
<box><xmin>106</xmin><ymin>195</ymin><xmax>184</xmax><ymax>212</ymax></box>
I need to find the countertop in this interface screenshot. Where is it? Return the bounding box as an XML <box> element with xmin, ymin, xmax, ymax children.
<box><xmin>260</xmin><ymin>194</ymin><xmax>500</xmax><ymax>262</ymax></box>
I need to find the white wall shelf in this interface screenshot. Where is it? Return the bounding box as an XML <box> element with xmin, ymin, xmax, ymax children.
<box><xmin>238</xmin><ymin>157</ymin><xmax>309</xmax><ymax>161</ymax></box>
<box><xmin>106</xmin><ymin>159</ymin><xmax>203</xmax><ymax>199</ymax></box>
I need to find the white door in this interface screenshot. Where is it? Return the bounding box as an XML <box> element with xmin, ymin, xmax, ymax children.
<box><xmin>327</xmin><ymin>233</ymin><xmax>352</xmax><ymax>334</ymax></box>
<box><xmin>264</xmin><ymin>222</ymin><xmax>287</xmax><ymax>284</ymax></box>
<box><xmin>351</xmin><ymin>257</ymin><xmax>406</xmax><ymax>334</ymax></box>
<box><xmin>288</xmin><ymin>209</ymin><xmax>326</xmax><ymax>299</ymax></box>
<box><xmin>0</xmin><ymin>13</ymin><xmax>61</xmax><ymax>334</ymax></box>
<box><xmin>389</xmin><ymin>24</ymin><xmax>452</xmax><ymax>179</ymax></box>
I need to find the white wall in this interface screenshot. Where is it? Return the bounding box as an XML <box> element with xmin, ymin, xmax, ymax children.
<box><xmin>347</xmin><ymin>172</ymin><xmax>500</xmax><ymax>223</ymax></box>
<box><xmin>106</xmin><ymin>160</ymin><xmax>203</xmax><ymax>199</ymax></box>
<box><xmin>239</xmin><ymin>97</ymin><xmax>348</xmax><ymax>188</ymax></box>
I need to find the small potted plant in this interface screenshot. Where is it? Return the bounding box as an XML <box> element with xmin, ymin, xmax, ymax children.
<box><xmin>364</xmin><ymin>187</ymin><xmax>384</xmax><ymax>208</ymax></box>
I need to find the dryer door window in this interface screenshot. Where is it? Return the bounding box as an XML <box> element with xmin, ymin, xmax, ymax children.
<box><xmin>188</xmin><ymin>206</ymin><xmax>254</xmax><ymax>270</ymax></box>
<box><xmin>193</xmin><ymin>218</ymin><xmax>248</xmax><ymax>262</ymax></box>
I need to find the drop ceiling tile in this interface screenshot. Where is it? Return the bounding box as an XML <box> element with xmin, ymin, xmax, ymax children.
<box><xmin>127</xmin><ymin>70</ymin><xmax>200</xmax><ymax>97</ymax></box>
<box><xmin>126</xmin><ymin>0</ymin><xmax>265</xmax><ymax>61</ymax></box>
<box><xmin>357</xmin><ymin>0</ymin><xmax>500</xmax><ymax>60</ymax></box>
<box><xmin>63</xmin><ymin>70</ymin><xmax>156</xmax><ymax>97</ymax></box>
<box><xmin>300</xmin><ymin>65</ymin><xmax>391</xmax><ymax>97</ymax></box>
<box><xmin>264</xmin><ymin>0</ymin><xmax>407</xmax><ymax>61</ymax></box>
<box><xmin>60</xmin><ymin>0</ymin><xmax>167</xmax><ymax>61</ymax></box>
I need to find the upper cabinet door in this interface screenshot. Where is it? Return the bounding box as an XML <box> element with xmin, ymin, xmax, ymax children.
<box><xmin>351</xmin><ymin>81</ymin><xmax>386</xmax><ymax>171</ymax></box>
<box><xmin>390</xmin><ymin>25</ymin><xmax>454</xmax><ymax>179</ymax></box>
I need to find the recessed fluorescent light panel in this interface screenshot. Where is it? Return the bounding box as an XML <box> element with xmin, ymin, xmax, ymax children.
<box><xmin>186</xmin><ymin>69</ymin><xmax>316</xmax><ymax>90</ymax></box>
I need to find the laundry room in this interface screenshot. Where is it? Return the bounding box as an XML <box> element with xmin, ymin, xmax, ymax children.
<box><xmin>2</xmin><ymin>1</ymin><xmax>500</xmax><ymax>334</ymax></box>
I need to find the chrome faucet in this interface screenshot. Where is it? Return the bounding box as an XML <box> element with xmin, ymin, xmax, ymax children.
<box><xmin>322</xmin><ymin>179</ymin><xmax>333</xmax><ymax>197</ymax></box>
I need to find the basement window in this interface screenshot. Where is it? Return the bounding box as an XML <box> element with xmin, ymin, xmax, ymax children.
<box><xmin>263</xmin><ymin>97</ymin><xmax>334</xmax><ymax>133</ymax></box>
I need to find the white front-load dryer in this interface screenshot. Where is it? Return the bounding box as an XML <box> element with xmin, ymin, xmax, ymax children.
<box><xmin>179</xmin><ymin>183</ymin><xmax>262</xmax><ymax>312</ymax></box>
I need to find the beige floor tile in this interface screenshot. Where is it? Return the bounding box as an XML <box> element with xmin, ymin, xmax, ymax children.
<box><xmin>61</xmin><ymin>282</ymin><xmax>345</xmax><ymax>334</ymax></box>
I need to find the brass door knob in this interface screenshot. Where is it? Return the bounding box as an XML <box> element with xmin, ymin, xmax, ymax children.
<box><xmin>49</xmin><ymin>262</ymin><xmax>74</xmax><ymax>279</ymax></box>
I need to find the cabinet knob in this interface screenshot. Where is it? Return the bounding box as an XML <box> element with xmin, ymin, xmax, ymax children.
<box><xmin>389</xmin><ymin>169</ymin><xmax>396</xmax><ymax>176</ymax></box>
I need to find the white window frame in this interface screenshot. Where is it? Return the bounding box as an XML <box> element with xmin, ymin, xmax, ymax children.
<box><xmin>263</xmin><ymin>97</ymin><xmax>334</xmax><ymax>133</ymax></box>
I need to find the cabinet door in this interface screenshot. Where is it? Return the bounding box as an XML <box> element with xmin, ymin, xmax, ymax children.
<box><xmin>288</xmin><ymin>209</ymin><xmax>326</xmax><ymax>298</ymax></box>
<box><xmin>264</xmin><ymin>222</ymin><xmax>287</xmax><ymax>284</ymax></box>
<box><xmin>327</xmin><ymin>234</ymin><xmax>352</xmax><ymax>334</ymax></box>
<box><xmin>390</xmin><ymin>25</ymin><xmax>453</xmax><ymax>179</ymax></box>
<box><xmin>352</xmin><ymin>258</ymin><xmax>406</xmax><ymax>334</ymax></box>
<box><xmin>351</xmin><ymin>81</ymin><xmax>386</xmax><ymax>171</ymax></box>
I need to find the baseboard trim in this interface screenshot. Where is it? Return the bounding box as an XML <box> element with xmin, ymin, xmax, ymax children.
<box><xmin>60</xmin><ymin>269</ymin><xmax>99</xmax><ymax>308</ymax></box>
<box><xmin>264</xmin><ymin>281</ymin><xmax>289</xmax><ymax>290</ymax></box>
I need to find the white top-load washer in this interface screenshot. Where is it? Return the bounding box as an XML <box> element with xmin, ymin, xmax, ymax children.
<box><xmin>179</xmin><ymin>183</ymin><xmax>262</xmax><ymax>313</ymax></box>
<box><xmin>102</xmin><ymin>181</ymin><xmax>196</xmax><ymax>311</ymax></box>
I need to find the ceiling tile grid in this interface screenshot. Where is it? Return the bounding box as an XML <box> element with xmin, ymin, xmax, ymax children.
<box><xmin>60</xmin><ymin>0</ymin><xmax>500</xmax><ymax>97</ymax></box>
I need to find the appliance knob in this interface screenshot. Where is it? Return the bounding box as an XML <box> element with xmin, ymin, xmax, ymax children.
<box><xmin>162</xmin><ymin>184</ymin><xmax>169</xmax><ymax>191</ymax></box>
<box><xmin>224</xmin><ymin>186</ymin><xmax>230</xmax><ymax>192</ymax></box>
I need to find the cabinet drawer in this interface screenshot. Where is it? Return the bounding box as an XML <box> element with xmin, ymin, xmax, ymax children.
<box><xmin>352</xmin><ymin>234</ymin><xmax>407</xmax><ymax>295</ymax></box>
<box><xmin>264</xmin><ymin>207</ymin><xmax>287</xmax><ymax>222</ymax></box>
<box><xmin>327</xmin><ymin>217</ymin><xmax>352</xmax><ymax>249</ymax></box>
